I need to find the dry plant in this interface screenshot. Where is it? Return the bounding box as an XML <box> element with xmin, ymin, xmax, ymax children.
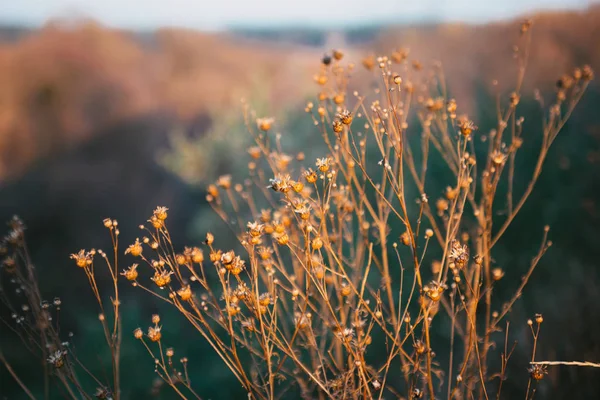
<box><xmin>0</xmin><ymin>21</ymin><xmax>596</xmax><ymax>400</ymax></box>
<box><xmin>0</xmin><ymin>217</ymin><xmax>122</xmax><ymax>399</ymax></box>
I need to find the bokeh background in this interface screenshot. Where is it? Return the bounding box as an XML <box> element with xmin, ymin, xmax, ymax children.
<box><xmin>0</xmin><ymin>0</ymin><xmax>599</xmax><ymax>398</ymax></box>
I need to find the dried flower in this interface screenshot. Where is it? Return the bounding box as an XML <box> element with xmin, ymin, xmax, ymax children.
<box><xmin>178</xmin><ymin>285</ymin><xmax>192</xmax><ymax>301</ymax></box>
<box><xmin>582</xmin><ymin>65</ymin><xmax>594</xmax><ymax>81</ymax></box>
<box><xmin>491</xmin><ymin>150</ymin><xmax>507</xmax><ymax>165</ymax></box>
<box><xmin>304</xmin><ymin>169</ymin><xmax>318</xmax><ymax>184</ymax></box>
<box><xmin>274</xmin><ymin>232</ymin><xmax>289</xmax><ymax>246</ymax></box>
<box><xmin>423</xmin><ymin>281</ymin><xmax>446</xmax><ymax>302</ymax></box>
<box><xmin>47</xmin><ymin>350</ymin><xmax>67</xmax><ymax>368</ymax></box>
<box><xmin>316</xmin><ymin>157</ymin><xmax>332</xmax><ymax>173</ymax></box>
<box><xmin>340</xmin><ymin>283</ymin><xmax>351</xmax><ymax>297</ymax></box>
<box><xmin>257</xmin><ymin>117</ymin><xmax>274</xmax><ymax>131</ymax></box>
<box><xmin>224</xmin><ymin>256</ymin><xmax>246</xmax><ymax>275</ymax></box>
<box><xmin>151</xmin><ymin>270</ymin><xmax>173</xmax><ymax>288</ymax></box>
<box><xmin>247</xmin><ymin>221</ymin><xmax>264</xmax><ymax>237</ymax></box>
<box><xmin>268</xmin><ymin>174</ymin><xmax>293</xmax><ymax>193</ymax></box>
<box><xmin>216</xmin><ymin>175</ymin><xmax>232</xmax><ymax>189</ymax></box>
<box><xmin>148</xmin><ymin>216</ymin><xmax>163</xmax><ymax>229</ymax></box>
<box><xmin>134</xmin><ymin>328</ymin><xmax>143</xmax><ymax>339</ymax></box>
<box><xmin>458</xmin><ymin>117</ymin><xmax>477</xmax><ymax>136</ymax></box>
<box><xmin>175</xmin><ymin>253</ymin><xmax>187</xmax><ymax>265</ymax></box>
<box><xmin>332</xmin><ymin>120</ymin><xmax>344</xmax><ymax>133</ymax></box>
<box><xmin>153</xmin><ymin>206</ymin><xmax>168</xmax><ymax>221</ymax></box>
<box><xmin>70</xmin><ymin>250</ymin><xmax>92</xmax><ymax>268</ymax></box>
<box><xmin>333</xmin><ymin>93</ymin><xmax>345</xmax><ymax>105</ymax></box>
<box><xmin>492</xmin><ymin>268</ymin><xmax>504</xmax><ymax>281</ymax></box>
<box><xmin>535</xmin><ymin>313</ymin><xmax>544</xmax><ymax>324</ymax></box>
<box><xmin>528</xmin><ymin>364</ymin><xmax>548</xmax><ymax>381</ymax></box>
<box><xmin>121</xmin><ymin>264</ymin><xmax>139</xmax><ymax>281</ymax></box>
<box><xmin>147</xmin><ymin>326</ymin><xmax>162</xmax><ymax>342</ymax></box>
<box><xmin>311</xmin><ymin>237</ymin><xmax>324</xmax><ymax>250</ymax></box>
<box><xmin>449</xmin><ymin>240</ymin><xmax>469</xmax><ymax>268</ymax></box>
<box><xmin>189</xmin><ymin>247</ymin><xmax>204</xmax><ymax>263</ymax></box>
<box><xmin>338</xmin><ymin>110</ymin><xmax>353</xmax><ymax>125</ymax></box>
<box><xmin>258</xmin><ymin>293</ymin><xmax>272</xmax><ymax>306</ymax></box>
<box><xmin>248</xmin><ymin>146</ymin><xmax>262</xmax><ymax>159</ymax></box>
<box><xmin>125</xmin><ymin>239</ymin><xmax>143</xmax><ymax>257</ymax></box>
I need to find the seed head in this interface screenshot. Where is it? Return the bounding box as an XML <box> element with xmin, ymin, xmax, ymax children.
<box><xmin>333</xmin><ymin>93</ymin><xmax>345</xmax><ymax>105</ymax></box>
<box><xmin>258</xmin><ymin>293</ymin><xmax>273</xmax><ymax>306</ymax></box>
<box><xmin>331</xmin><ymin>120</ymin><xmax>344</xmax><ymax>135</ymax></box>
<box><xmin>304</xmin><ymin>168</ymin><xmax>318</xmax><ymax>184</ymax></box>
<box><xmin>274</xmin><ymin>232</ymin><xmax>289</xmax><ymax>246</ymax></box>
<box><xmin>528</xmin><ymin>364</ymin><xmax>548</xmax><ymax>381</ymax></box>
<box><xmin>134</xmin><ymin>328</ymin><xmax>143</xmax><ymax>339</ymax></box>
<box><xmin>216</xmin><ymin>175</ymin><xmax>232</xmax><ymax>189</ymax></box>
<box><xmin>47</xmin><ymin>350</ymin><xmax>67</xmax><ymax>368</ymax></box>
<box><xmin>338</xmin><ymin>110</ymin><xmax>353</xmax><ymax>125</ymax></box>
<box><xmin>175</xmin><ymin>254</ymin><xmax>187</xmax><ymax>265</ymax></box>
<box><xmin>311</xmin><ymin>237</ymin><xmax>324</xmax><ymax>250</ymax></box>
<box><xmin>71</xmin><ymin>249</ymin><xmax>93</xmax><ymax>268</ymax></box>
<box><xmin>256</xmin><ymin>117</ymin><xmax>274</xmax><ymax>132</ymax></box>
<box><xmin>423</xmin><ymin>281</ymin><xmax>446</xmax><ymax>302</ymax></box>
<box><xmin>148</xmin><ymin>216</ymin><xmax>163</xmax><ymax>229</ymax></box>
<box><xmin>492</xmin><ymin>267</ymin><xmax>504</xmax><ymax>281</ymax></box>
<box><xmin>121</xmin><ymin>264</ymin><xmax>139</xmax><ymax>281</ymax></box>
<box><xmin>147</xmin><ymin>326</ymin><xmax>162</xmax><ymax>342</ymax></box>
<box><xmin>189</xmin><ymin>247</ymin><xmax>203</xmax><ymax>263</ymax></box>
<box><xmin>153</xmin><ymin>206</ymin><xmax>168</xmax><ymax>221</ymax></box>
<box><xmin>449</xmin><ymin>240</ymin><xmax>469</xmax><ymax>268</ymax></box>
<box><xmin>316</xmin><ymin>157</ymin><xmax>332</xmax><ymax>173</ymax></box>
<box><xmin>582</xmin><ymin>65</ymin><xmax>594</xmax><ymax>81</ymax></box>
<box><xmin>247</xmin><ymin>221</ymin><xmax>264</xmax><ymax>237</ymax></box>
<box><xmin>535</xmin><ymin>313</ymin><xmax>543</xmax><ymax>324</ymax></box>
<box><xmin>151</xmin><ymin>270</ymin><xmax>173</xmax><ymax>288</ymax></box>
<box><xmin>458</xmin><ymin>117</ymin><xmax>477</xmax><ymax>136</ymax></box>
<box><xmin>340</xmin><ymin>283</ymin><xmax>351</xmax><ymax>297</ymax></box>
<box><xmin>125</xmin><ymin>239</ymin><xmax>143</xmax><ymax>257</ymax></box>
<box><xmin>177</xmin><ymin>285</ymin><xmax>192</xmax><ymax>301</ymax></box>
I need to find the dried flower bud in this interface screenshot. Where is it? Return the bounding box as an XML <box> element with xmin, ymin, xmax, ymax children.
<box><xmin>134</xmin><ymin>328</ymin><xmax>143</xmax><ymax>339</ymax></box>
<box><xmin>311</xmin><ymin>237</ymin><xmax>324</xmax><ymax>250</ymax></box>
<box><xmin>535</xmin><ymin>313</ymin><xmax>543</xmax><ymax>324</ymax></box>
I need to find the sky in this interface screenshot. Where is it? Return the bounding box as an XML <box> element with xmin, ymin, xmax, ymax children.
<box><xmin>0</xmin><ymin>0</ymin><xmax>595</xmax><ymax>30</ymax></box>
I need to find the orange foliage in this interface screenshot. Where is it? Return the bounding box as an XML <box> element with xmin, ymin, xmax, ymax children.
<box><xmin>0</xmin><ymin>20</ymin><xmax>314</xmax><ymax>180</ymax></box>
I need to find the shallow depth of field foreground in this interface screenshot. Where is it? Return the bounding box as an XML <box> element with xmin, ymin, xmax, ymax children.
<box><xmin>1</xmin><ymin>3</ymin><xmax>600</xmax><ymax>400</ymax></box>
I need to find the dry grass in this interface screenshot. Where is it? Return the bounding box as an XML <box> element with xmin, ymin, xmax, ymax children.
<box><xmin>0</xmin><ymin>20</ymin><xmax>596</xmax><ymax>400</ymax></box>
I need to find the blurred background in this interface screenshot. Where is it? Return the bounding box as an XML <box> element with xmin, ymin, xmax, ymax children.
<box><xmin>0</xmin><ymin>0</ymin><xmax>599</xmax><ymax>398</ymax></box>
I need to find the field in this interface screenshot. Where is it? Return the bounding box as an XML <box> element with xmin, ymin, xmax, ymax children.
<box><xmin>1</xmin><ymin>5</ymin><xmax>599</xmax><ymax>399</ymax></box>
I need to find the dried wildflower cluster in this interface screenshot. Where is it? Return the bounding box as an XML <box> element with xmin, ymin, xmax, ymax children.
<box><xmin>0</xmin><ymin>216</ymin><xmax>123</xmax><ymax>399</ymax></box>
<box><xmin>112</xmin><ymin>28</ymin><xmax>592</xmax><ymax>399</ymax></box>
<box><xmin>0</xmin><ymin>23</ymin><xmax>594</xmax><ymax>400</ymax></box>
